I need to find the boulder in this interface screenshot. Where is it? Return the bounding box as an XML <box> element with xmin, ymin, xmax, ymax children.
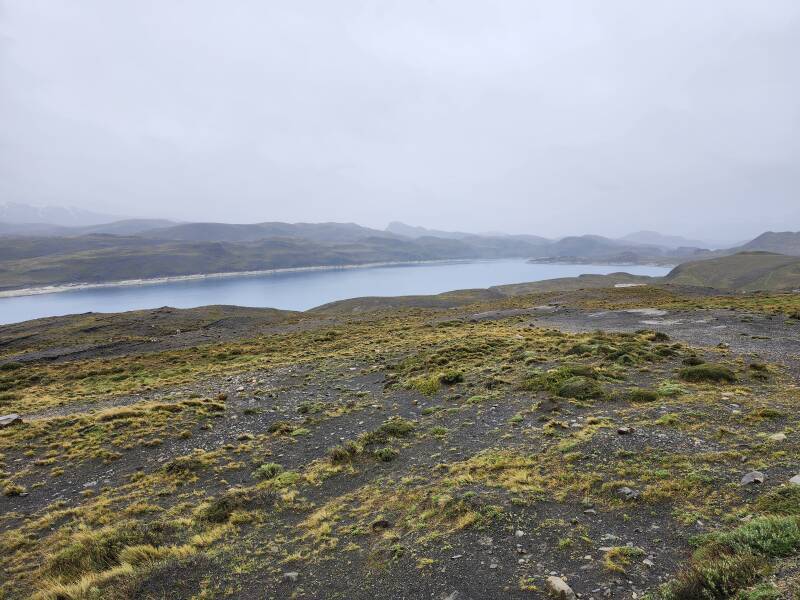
<box><xmin>546</xmin><ymin>576</ymin><xmax>577</xmax><ymax>600</ymax></box>
<box><xmin>0</xmin><ymin>414</ymin><xmax>22</xmax><ymax>428</ymax></box>
<box><xmin>740</xmin><ymin>471</ymin><xmax>765</xmax><ymax>485</ymax></box>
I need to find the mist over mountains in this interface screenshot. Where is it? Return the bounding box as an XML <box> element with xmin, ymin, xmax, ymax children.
<box><xmin>0</xmin><ymin>201</ymin><xmax>121</xmax><ymax>227</ymax></box>
<box><xmin>0</xmin><ymin>203</ymin><xmax>798</xmax><ymax>292</ymax></box>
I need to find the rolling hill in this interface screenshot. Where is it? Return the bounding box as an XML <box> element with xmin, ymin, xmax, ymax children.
<box><xmin>0</xmin><ymin>201</ymin><xmax>121</xmax><ymax>227</ymax></box>
<box><xmin>142</xmin><ymin>221</ymin><xmax>395</xmax><ymax>243</ymax></box>
<box><xmin>0</xmin><ymin>219</ymin><xmax>178</xmax><ymax>237</ymax></box>
<box><xmin>736</xmin><ymin>231</ymin><xmax>800</xmax><ymax>256</ymax></box>
<box><xmin>664</xmin><ymin>251</ymin><xmax>800</xmax><ymax>291</ymax></box>
<box><xmin>619</xmin><ymin>230</ymin><xmax>709</xmax><ymax>249</ymax></box>
<box><xmin>0</xmin><ymin>235</ymin><xmax>555</xmax><ymax>291</ymax></box>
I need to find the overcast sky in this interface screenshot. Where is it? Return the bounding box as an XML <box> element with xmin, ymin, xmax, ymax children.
<box><xmin>1</xmin><ymin>1</ymin><xmax>798</xmax><ymax>241</ymax></box>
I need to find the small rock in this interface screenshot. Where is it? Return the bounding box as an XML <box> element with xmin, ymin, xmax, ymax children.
<box><xmin>546</xmin><ymin>576</ymin><xmax>577</xmax><ymax>600</ymax></box>
<box><xmin>282</xmin><ymin>571</ymin><xmax>299</xmax><ymax>583</ymax></box>
<box><xmin>617</xmin><ymin>426</ymin><xmax>634</xmax><ymax>435</ymax></box>
<box><xmin>515</xmin><ymin>529</ymin><xmax>525</xmax><ymax>538</ymax></box>
<box><xmin>441</xmin><ymin>593</ymin><xmax>460</xmax><ymax>600</ymax></box>
<box><xmin>740</xmin><ymin>471</ymin><xmax>765</xmax><ymax>486</ymax></box>
<box><xmin>617</xmin><ymin>486</ymin><xmax>640</xmax><ymax>500</ymax></box>
<box><xmin>0</xmin><ymin>414</ymin><xmax>22</xmax><ymax>428</ymax></box>
<box><xmin>789</xmin><ymin>474</ymin><xmax>800</xmax><ymax>486</ymax></box>
<box><xmin>642</xmin><ymin>558</ymin><xmax>654</xmax><ymax>567</ymax></box>
<box><xmin>768</xmin><ymin>433</ymin><xmax>786</xmax><ymax>442</ymax></box>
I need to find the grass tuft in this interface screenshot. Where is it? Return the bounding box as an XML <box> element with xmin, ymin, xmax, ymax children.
<box><xmin>678</xmin><ymin>364</ymin><xmax>737</xmax><ymax>384</ymax></box>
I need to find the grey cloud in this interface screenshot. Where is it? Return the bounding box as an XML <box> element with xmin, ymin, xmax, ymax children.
<box><xmin>1</xmin><ymin>0</ymin><xmax>798</xmax><ymax>241</ymax></box>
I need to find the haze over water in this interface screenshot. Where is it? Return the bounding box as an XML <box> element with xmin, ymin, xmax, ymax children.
<box><xmin>0</xmin><ymin>260</ymin><xmax>669</xmax><ymax>325</ymax></box>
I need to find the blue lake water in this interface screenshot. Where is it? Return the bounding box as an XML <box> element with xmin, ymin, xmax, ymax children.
<box><xmin>0</xmin><ymin>260</ymin><xmax>670</xmax><ymax>325</ymax></box>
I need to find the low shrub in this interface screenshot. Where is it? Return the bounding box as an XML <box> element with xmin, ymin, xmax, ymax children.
<box><xmin>377</xmin><ymin>416</ymin><xmax>415</xmax><ymax>438</ymax></box>
<box><xmin>199</xmin><ymin>488</ymin><xmax>276</xmax><ymax>523</ymax></box>
<box><xmin>682</xmin><ymin>356</ymin><xmax>706</xmax><ymax>366</ymax></box>
<box><xmin>267</xmin><ymin>420</ymin><xmax>295</xmax><ymax>434</ymax></box>
<box><xmin>251</xmin><ymin>462</ymin><xmax>283</xmax><ymax>480</ymax></box>
<box><xmin>603</xmin><ymin>546</ymin><xmax>645</xmax><ymax>572</ymax></box>
<box><xmin>678</xmin><ymin>364</ymin><xmax>737</xmax><ymax>384</ymax></box>
<box><xmin>329</xmin><ymin>441</ymin><xmax>360</xmax><ymax>464</ymax></box>
<box><xmin>627</xmin><ymin>387</ymin><xmax>659</xmax><ymax>403</ymax></box>
<box><xmin>660</xmin><ymin>515</ymin><xmax>800</xmax><ymax>599</ymax></box>
<box><xmin>46</xmin><ymin>522</ymin><xmax>172</xmax><ymax>581</ymax></box>
<box><xmin>3</xmin><ymin>483</ymin><xmax>25</xmax><ymax>497</ymax></box>
<box><xmin>373</xmin><ymin>447</ymin><xmax>399</xmax><ymax>462</ymax></box>
<box><xmin>407</xmin><ymin>374</ymin><xmax>440</xmax><ymax>396</ymax></box>
<box><xmin>756</xmin><ymin>486</ymin><xmax>800</xmax><ymax>516</ymax></box>
<box><xmin>557</xmin><ymin>376</ymin><xmax>603</xmax><ymax>400</ymax></box>
<box><xmin>0</xmin><ymin>391</ymin><xmax>19</xmax><ymax>405</ymax></box>
<box><xmin>439</xmin><ymin>370</ymin><xmax>464</xmax><ymax>385</ymax></box>
<box><xmin>657</xmin><ymin>380</ymin><xmax>687</xmax><ymax>397</ymax></box>
<box><xmin>524</xmin><ymin>365</ymin><xmax>597</xmax><ymax>396</ymax></box>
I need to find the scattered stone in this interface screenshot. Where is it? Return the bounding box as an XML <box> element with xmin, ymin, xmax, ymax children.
<box><xmin>0</xmin><ymin>414</ymin><xmax>22</xmax><ymax>428</ymax></box>
<box><xmin>546</xmin><ymin>576</ymin><xmax>577</xmax><ymax>600</ymax></box>
<box><xmin>617</xmin><ymin>486</ymin><xmax>641</xmax><ymax>500</ymax></box>
<box><xmin>617</xmin><ymin>426</ymin><xmax>634</xmax><ymax>435</ymax></box>
<box><xmin>740</xmin><ymin>471</ymin><xmax>765</xmax><ymax>485</ymax></box>
<box><xmin>282</xmin><ymin>571</ymin><xmax>299</xmax><ymax>583</ymax></box>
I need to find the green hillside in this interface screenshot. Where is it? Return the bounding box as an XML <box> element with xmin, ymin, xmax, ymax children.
<box><xmin>665</xmin><ymin>251</ymin><xmax>800</xmax><ymax>290</ymax></box>
<box><xmin>739</xmin><ymin>231</ymin><xmax>800</xmax><ymax>256</ymax></box>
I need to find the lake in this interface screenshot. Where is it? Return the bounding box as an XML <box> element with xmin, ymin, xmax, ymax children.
<box><xmin>0</xmin><ymin>260</ymin><xmax>670</xmax><ymax>325</ymax></box>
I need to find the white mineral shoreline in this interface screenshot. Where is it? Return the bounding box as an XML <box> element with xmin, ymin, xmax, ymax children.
<box><xmin>0</xmin><ymin>259</ymin><xmax>478</xmax><ymax>299</ymax></box>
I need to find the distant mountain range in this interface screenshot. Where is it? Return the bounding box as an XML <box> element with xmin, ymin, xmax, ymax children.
<box><xmin>619</xmin><ymin>230</ymin><xmax>710</xmax><ymax>249</ymax></box>
<box><xmin>0</xmin><ymin>204</ymin><xmax>798</xmax><ymax>292</ymax></box>
<box><xmin>0</xmin><ymin>201</ymin><xmax>123</xmax><ymax>227</ymax></box>
<box><xmin>0</xmin><ymin>218</ymin><xmax>178</xmax><ymax>237</ymax></box>
<box><xmin>385</xmin><ymin>221</ymin><xmax>474</xmax><ymax>240</ymax></box>
<box><xmin>142</xmin><ymin>221</ymin><xmax>395</xmax><ymax>243</ymax></box>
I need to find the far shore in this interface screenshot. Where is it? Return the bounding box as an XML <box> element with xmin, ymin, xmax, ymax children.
<box><xmin>0</xmin><ymin>258</ymin><xmax>484</xmax><ymax>299</ymax></box>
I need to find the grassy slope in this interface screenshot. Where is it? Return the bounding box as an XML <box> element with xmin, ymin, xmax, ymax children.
<box><xmin>1</xmin><ymin>286</ymin><xmax>800</xmax><ymax>598</ymax></box>
<box><xmin>665</xmin><ymin>252</ymin><xmax>800</xmax><ymax>291</ymax></box>
<box><xmin>740</xmin><ymin>232</ymin><xmax>800</xmax><ymax>256</ymax></box>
